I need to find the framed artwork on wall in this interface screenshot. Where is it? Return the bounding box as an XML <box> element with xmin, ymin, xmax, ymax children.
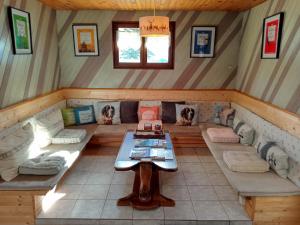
<box><xmin>7</xmin><ymin>7</ymin><xmax>33</xmax><ymax>54</ymax></box>
<box><xmin>261</xmin><ymin>12</ymin><xmax>284</xmax><ymax>59</ymax></box>
<box><xmin>72</xmin><ymin>24</ymin><xmax>99</xmax><ymax>56</ymax></box>
<box><xmin>190</xmin><ymin>26</ymin><xmax>216</xmax><ymax>58</ymax></box>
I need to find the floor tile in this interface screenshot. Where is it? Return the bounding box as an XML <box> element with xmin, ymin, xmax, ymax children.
<box><xmin>133</xmin><ymin>207</ymin><xmax>164</xmax><ymax>219</ymax></box>
<box><xmin>133</xmin><ymin>220</ymin><xmax>164</xmax><ymax>225</ymax></box>
<box><xmin>99</xmin><ymin>219</ymin><xmax>132</xmax><ymax>225</ymax></box>
<box><xmin>230</xmin><ymin>221</ymin><xmax>252</xmax><ymax>225</ymax></box>
<box><xmin>165</xmin><ymin>221</ymin><xmax>197</xmax><ymax>225</ymax></box>
<box><xmin>179</xmin><ymin>162</ymin><xmax>205</xmax><ymax>174</ymax></box>
<box><xmin>107</xmin><ymin>184</ymin><xmax>132</xmax><ymax>199</ymax></box>
<box><xmin>198</xmin><ymin>155</ymin><xmax>216</xmax><ymax>162</ymax></box>
<box><xmin>38</xmin><ymin>199</ymin><xmax>76</xmax><ymax>218</ymax></box>
<box><xmin>220</xmin><ymin>201</ymin><xmax>250</xmax><ymax>220</ymax></box>
<box><xmin>101</xmin><ymin>200</ymin><xmax>133</xmax><ymax>219</ymax></box>
<box><xmin>184</xmin><ymin>172</ymin><xmax>210</xmax><ymax>186</ymax></box>
<box><xmin>202</xmin><ymin>162</ymin><xmax>222</xmax><ymax>174</ymax></box>
<box><xmin>73</xmin><ymin>156</ymin><xmax>97</xmax><ymax>172</ymax></box>
<box><xmin>161</xmin><ymin>171</ymin><xmax>186</xmax><ymax>185</ymax></box>
<box><xmin>162</xmin><ymin>185</ymin><xmax>190</xmax><ymax>200</ymax></box>
<box><xmin>164</xmin><ymin>200</ymin><xmax>196</xmax><ymax>220</ymax></box>
<box><xmin>214</xmin><ymin>186</ymin><xmax>238</xmax><ymax>200</ymax></box>
<box><xmin>197</xmin><ymin>221</ymin><xmax>229</xmax><ymax>225</ymax></box>
<box><xmin>112</xmin><ymin>171</ymin><xmax>135</xmax><ymax>185</ymax></box>
<box><xmin>207</xmin><ymin>173</ymin><xmax>229</xmax><ymax>186</ymax></box>
<box><xmin>70</xmin><ymin>199</ymin><xmax>104</xmax><ymax>219</ymax></box>
<box><xmin>188</xmin><ymin>186</ymin><xmax>218</xmax><ymax>200</ymax></box>
<box><xmin>87</xmin><ymin>172</ymin><xmax>113</xmax><ymax>185</ymax></box>
<box><xmin>176</xmin><ymin>155</ymin><xmax>200</xmax><ymax>163</ymax></box>
<box><xmin>192</xmin><ymin>200</ymin><xmax>228</xmax><ymax>220</ymax></box>
<box><xmin>78</xmin><ymin>184</ymin><xmax>110</xmax><ymax>199</ymax></box>
<box><xmin>92</xmin><ymin>161</ymin><xmax>115</xmax><ymax>174</ymax></box>
<box><xmin>63</xmin><ymin>171</ymin><xmax>89</xmax><ymax>185</ymax></box>
<box><xmin>95</xmin><ymin>155</ymin><xmax>116</xmax><ymax>162</ymax></box>
<box><xmin>55</xmin><ymin>184</ymin><xmax>82</xmax><ymax>200</ymax></box>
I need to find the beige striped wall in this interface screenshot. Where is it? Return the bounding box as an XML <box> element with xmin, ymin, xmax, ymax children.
<box><xmin>56</xmin><ymin>10</ymin><xmax>243</xmax><ymax>89</ymax></box>
<box><xmin>236</xmin><ymin>0</ymin><xmax>300</xmax><ymax>114</ymax></box>
<box><xmin>0</xmin><ymin>0</ymin><xmax>60</xmax><ymax>108</ymax></box>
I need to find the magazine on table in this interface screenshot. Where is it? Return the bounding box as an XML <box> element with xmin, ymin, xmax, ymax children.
<box><xmin>134</xmin><ymin>139</ymin><xmax>167</xmax><ymax>148</ymax></box>
<box><xmin>130</xmin><ymin>147</ymin><xmax>173</xmax><ymax>161</ymax></box>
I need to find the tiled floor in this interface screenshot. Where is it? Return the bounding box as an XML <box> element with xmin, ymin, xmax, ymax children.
<box><xmin>37</xmin><ymin>147</ymin><xmax>251</xmax><ymax>225</ymax></box>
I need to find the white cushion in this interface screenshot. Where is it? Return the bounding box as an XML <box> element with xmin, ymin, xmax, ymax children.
<box><xmin>51</xmin><ymin>129</ymin><xmax>87</xmax><ymax>144</ymax></box>
<box><xmin>33</xmin><ymin>109</ymin><xmax>64</xmax><ymax>147</ymax></box>
<box><xmin>0</xmin><ymin>123</ymin><xmax>41</xmax><ymax>181</ymax></box>
<box><xmin>223</xmin><ymin>151</ymin><xmax>269</xmax><ymax>173</ymax></box>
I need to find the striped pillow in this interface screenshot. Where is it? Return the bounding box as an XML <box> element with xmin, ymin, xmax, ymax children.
<box><xmin>61</xmin><ymin>108</ymin><xmax>76</xmax><ymax>126</ymax></box>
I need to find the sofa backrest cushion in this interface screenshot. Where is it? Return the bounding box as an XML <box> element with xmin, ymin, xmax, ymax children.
<box><xmin>175</xmin><ymin>104</ymin><xmax>199</xmax><ymax>126</ymax></box>
<box><xmin>61</xmin><ymin>108</ymin><xmax>76</xmax><ymax>126</ymax></box>
<box><xmin>74</xmin><ymin>105</ymin><xmax>96</xmax><ymax>125</ymax></box>
<box><xmin>162</xmin><ymin>101</ymin><xmax>185</xmax><ymax>123</ymax></box>
<box><xmin>95</xmin><ymin>101</ymin><xmax>121</xmax><ymax>125</ymax></box>
<box><xmin>120</xmin><ymin>101</ymin><xmax>139</xmax><ymax>123</ymax></box>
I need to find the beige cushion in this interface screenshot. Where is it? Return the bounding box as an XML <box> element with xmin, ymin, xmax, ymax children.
<box><xmin>223</xmin><ymin>151</ymin><xmax>269</xmax><ymax>173</ymax></box>
<box><xmin>33</xmin><ymin>109</ymin><xmax>64</xmax><ymax>147</ymax></box>
<box><xmin>51</xmin><ymin>129</ymin><xmax>87</xmax><ymax>144</ymax></box>
<box><xmin>207</xmin><ymin>127</ymin><xmax>239</xmax><ymax>143</ymax></box>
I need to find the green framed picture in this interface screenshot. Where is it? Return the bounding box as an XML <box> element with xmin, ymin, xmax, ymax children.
<box><xmin>7</xmin><ymin>7</ymin><xmax>33</xmax><ymax>54</ymax></box>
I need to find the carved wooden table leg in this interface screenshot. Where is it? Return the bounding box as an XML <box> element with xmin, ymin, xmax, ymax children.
<box><xmin>139</xmin><ymin>162</ymin><xmax>152</xmax><ymax>202</ymax></box>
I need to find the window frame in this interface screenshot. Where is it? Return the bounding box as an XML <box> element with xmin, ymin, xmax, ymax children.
<box><xmin>112</xmin><ymin>21</ymin><xmax>175</xmax><ymax>69</ymax></box>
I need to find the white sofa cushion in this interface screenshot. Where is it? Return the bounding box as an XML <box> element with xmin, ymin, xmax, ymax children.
<box><xmin>33</xmin><ymin>109</ymin><xmax>64</xmax><ymax>147</ymax></box>
<box><xmin>51</xmin><ymin>129</ymin><xmax>87</xmax><ymax>144</ymax></box>
<box><xmin>223</xmin><ymin>151</ymin><xmax>269</xmax><ymax>173</ymax></box>
<box><xmin>207</xmin><ymin>127</ymin><xmax>240</xmax><ymax>143</ymax></box>
<box><xmin>0</xmin><ymin>123</ymin><xmax>40</xmax><ymax>181</ymax></box>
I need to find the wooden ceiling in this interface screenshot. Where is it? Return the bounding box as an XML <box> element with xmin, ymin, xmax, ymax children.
<box><xmin>39</xmin><ymin>0</ymin><xmax>267</xmax><ymax>11</ymax></box>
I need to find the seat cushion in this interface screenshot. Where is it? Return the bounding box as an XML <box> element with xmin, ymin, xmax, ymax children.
<box><xmin>51</xmin><ymin>129</ymin><xmax>87</xmax><ymax>144</ymax></box>
<box><xmin>207</xmin><ymin>127</ymin><xmax>240</xmax><ymax>143</ymax></box>
<box><xmin>223</xmin><ymin>151</ymin><xmax>269</xmax><ymax>173</ymax></box>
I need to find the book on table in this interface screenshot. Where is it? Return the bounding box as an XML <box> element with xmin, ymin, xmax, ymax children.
<box><xmin>130</xmin><ymin>147</ymin><xmax>173</xmax><ymax>161</ymax></box>
<box><xmin>134</xmin><ymin>139</ymin><xmax>167</xmax><ymax>148</ymax></box>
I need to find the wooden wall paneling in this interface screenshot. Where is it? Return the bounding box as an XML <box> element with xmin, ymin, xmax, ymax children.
<box><xmin>39</xmin><ymin>0</ymin><xmax>267</xmax><ymax>11</ymax></box>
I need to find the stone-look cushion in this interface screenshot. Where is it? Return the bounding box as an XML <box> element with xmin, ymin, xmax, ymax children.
<box><xmin>0</xmin><ymin>123</ymin><xmax>41</xmax><ymax>181</ymax></box>
<box><xmin>120</xmin><ymin>101</ymin><xmax>139</xmax><ymax>123</ymax></box>
<box><xmin>138</xmin><ymin>120</ymin><xmax>162</xmax><ymax>130</ymax></box>
<box><xmin>207</xmin><ymin>127</ymin><xmax>240</xmax><ymax>143</ymax></box>
<box><xmin>33</xmin><ymin>109</ymin><xmax>64</xmax><ymax>147</ymax></box>
<box><xmin>220</xmin><ymin>108</ymin><xmax>235</xmax><ymax>127</ymax></box>
<box><xmin>255</xmin><ymin>135</ymin><xmax>289</xmax><ymax>178</ymax></box>
<box><xmin>223</xmin><ymin>151</ymin><xmax>269</xmax><ymax>173</ymax></box>
<box><xmin>175</xmin><ymin>104</ymin><xmax>199</xmax><ymax>126</ymax></box>
<box><xmin>235</xmin><ymin>122</ymin><xmax>255</xmax><ymax>146</ymax></box>
<box><xmin>61</xmin><ymin>108</ymin><xmax>76</xmax><ymax>126</ymax></box>
<box><xmin>95</xmin><ymin>101</ymin><xmax>121</xmax><ymax>125</ymax></box>
<box><xmin>139</xmin><ymin>106</ymin><xmax>160</xmax><ymax>121</ymax></box>
<box><xmin>161</xmin><ymin>101</ymin><xmax>185</xmax><ymax>123</ymax></box>
<box><xmin>74</xmin><ymin>105</ymin><xmax>96</xmax><ymax>125</ymax></box>
<box><xmin>288</xmin><ymin>160</ymin><xmax>300</xmax><ymax>187</ymax></box>
<box><xmin>51</xmin><ymin>129</ymin><xmax>87</xmax><ymax>144</ymax></box>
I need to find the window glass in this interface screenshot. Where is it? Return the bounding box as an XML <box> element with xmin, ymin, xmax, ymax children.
<box><xmin>146</xmin><ymin>36</ymin><xmax>169</xmax><ymax>63</ymax></box>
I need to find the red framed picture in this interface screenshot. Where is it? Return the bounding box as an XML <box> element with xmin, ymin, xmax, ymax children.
<box><xmin>261</xmin><ymin>12</ymin><xmax>284</xmax><ymax>59</ymax></box>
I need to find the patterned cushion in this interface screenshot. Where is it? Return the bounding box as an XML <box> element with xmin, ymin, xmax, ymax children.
<box><xmin>61</xmin><ymin>108</ymin><xmax>76</xmax><ymax>126</ymax></box>
<box><xmin>207</xmin><ymin>128</ymin><xmax>240</xmax><ymax>143</ymax></box>
<box><xmin>220</xmin><ymin>108</ymin><xmax>235</xmax><ymax>127</ymax></box>
<box><xmin>255</xmin><ymin>135</ymin><xmax>289</xmax><ymax>178</ymax></box>
<box><xmin>74</xmin><ymin>105</ymin><xmax>96</xmax><ymax>125</ymax></box>
<box><xmin>95</xmin><ymin>101</ymin><xmax>121</xmax><ymax>125</ymax></box>
<box><xmin>288</xmin><ymin>160</ymin><xmax>300</xmax><ymax>187</ymax></box>
<box><xmin>232</xmin><ymin>116</ymin><xmax>242</xmax><ymax>132</ymax></box>
<box><xmin>51</xmin><ymin>129</ymin><xmax>87</xmax><ymax>144</ymax></box>
<box><xmin>0</xmin><ymin>123</ymin><xmax>40</xmax><ymax>181</ymax></box>
<box><xmin>223</xmin><ymin>151</ymin><xmax>269</xmax><ymax>173</ymax></box>
<box><xmin>139</xmin><ymin>101</ymin><xmax>162</xmax><ymax>120</ymax></box>
<box><xmin>175</xmin><ymin>104</ymin><xmax>199</xmax><ymax>126</ymax></box>
<box><xmin>139</xmin><ymin>106</ymin><xmax>160</xmax><ymax>121</ymax></box>
<box><xmin>33</xmin><ymin>109</ymin><xmax>64</xmax><ymax>147</ymax></box>
<box><xmin>235</xmin><ymin>122</ymin><xmax>255</xmax><ymax>145</ymax></box>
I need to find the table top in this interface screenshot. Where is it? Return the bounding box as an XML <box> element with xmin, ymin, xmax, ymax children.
<box><xmin>114</xmin><ymin>131</ymin><xmax>177</xmax><ymax>171</ymax></box>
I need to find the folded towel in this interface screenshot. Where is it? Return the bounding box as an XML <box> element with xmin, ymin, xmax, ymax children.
<box><xmin>18</xmin><ymin>154</ymin><xmax>66</xmax><ymax>176</ymax></box>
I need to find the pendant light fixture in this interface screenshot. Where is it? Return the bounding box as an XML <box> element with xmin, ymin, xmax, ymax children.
<box><xmin>139</xmin><ymin>0</ymin><xmax>170</xmax><ymax>37</ymax></box>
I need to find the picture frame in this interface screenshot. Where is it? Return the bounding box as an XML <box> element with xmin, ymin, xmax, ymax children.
<box><xmin>72</xmin><ymin>24</ymin><xmax>99</xmax><ymax>56</ymax></box>
<box><xmin>261</xmin><ymin>12</ymin><xmax>284</xmax><ymax>59</ymax></box>
<box><xmin>7</xmin><ymin>7</ymin><xmax>33</xmax><ymax>55</ymax></box>
<box><xmin>190</xmin><ymin>26</ymin><xmax>216</xmax><ymax>58</ymax></box>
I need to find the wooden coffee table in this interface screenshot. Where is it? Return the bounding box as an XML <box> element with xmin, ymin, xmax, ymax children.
<box><xmin>114</xmin><ymin>131</ymin><xmax>177</xmax><ymax>210</ymax></box>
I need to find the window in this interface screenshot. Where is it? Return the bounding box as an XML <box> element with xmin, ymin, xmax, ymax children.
<box><xmin>112</xmin><ymin>21</ymin><xmax>175</xmax><ymax>69</ymax></box>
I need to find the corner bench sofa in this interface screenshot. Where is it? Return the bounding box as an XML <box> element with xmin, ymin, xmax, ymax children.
<box><xmin>0</xmin><ymin>88</ymin><xmax>299</xmax><ymax>225</ymax></box>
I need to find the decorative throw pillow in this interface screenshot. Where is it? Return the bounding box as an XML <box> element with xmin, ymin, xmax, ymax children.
<box><xmin>220</xmin><ymin>108</ymin><xmax>235</xmax><ymax>127</ymax></box>
<box><xmin>175</xmin><ymin>104</ymin><xmax>199</xmax><ymax>126</ymax></box>
<box><xmin>120</xmin><ymin>101</ymin><xmax>139</xmax><ymax>123</ymax></box>
<box><xmin>61</xmin><ymin>108</ymin><xmax>76</xmax><ymax>126</ymax></box>
<box><xmin>255</xmin><ymin>136</ymin><xmax>289</xmax><ymax>178</ymax></box>
<box><xmin>233</xmin><ymin>117</ymin><xmax>243</xmax><ymax>133</ymax></box>
<box><xmin>33</xmin><ymin>109</ymin><xmax>64</xmax><ymax>147</ymax></box>
<box><xmin>139</xmin><ymin>106</ymin><xmax>160</xmax><ymax>121</ymax></box>
<box><xmin>96</xmin><ymin>101</ymin><xmax>121</xmax><ymax>125</ymax></box>
<box><xmin>162</xmin><ymin>101</ymin><xmax>185</xmax><ymax>123</ymax></box>
<box><xmin>288</xmin><ymin>159</ymin><xmax>300</xmax><ymax>187</ymax></box>
<box><xmin>73</xmin><ymin>105</ymin><xmax>96</xmax><ymax>125</ymax></box>
<box><xmin>236</xmin><ymin>123</ymin><xmax>255</xmax><ymax>145</ymax></box>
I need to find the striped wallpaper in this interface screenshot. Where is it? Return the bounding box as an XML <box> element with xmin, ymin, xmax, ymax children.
<box><xmin>237</xmin><ymin>0</ymin><xmax>300</xmax><ymax>114</ymax></box>
<box><xmin>0</xmin><ymin>0</ymin><xmax>60</xmax><ymax>108</ymax></box>
<box><xmin>56</xmin><ymin>10</ymin><xmax>243</xmax><ymax>90</ymax></box>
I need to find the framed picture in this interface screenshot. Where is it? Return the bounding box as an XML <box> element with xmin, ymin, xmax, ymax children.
<box><xmin>7</xmin><ymin>7</ymin><xmax>33</xmax><ymax>54</ymax></box>
<box><xmin>261</xmin><ymin>12</ymin><xmax>284</xmax><ymax>59</ymax></box>
<box><xmin>72</xmin><ymin>24</ymin><xmax>99</xmax><ymax>56</ymax></box>
<box><xmin>190</xmin><ymin>26</ymin><xmax>216</xmax><ymax>58</ymax></box>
